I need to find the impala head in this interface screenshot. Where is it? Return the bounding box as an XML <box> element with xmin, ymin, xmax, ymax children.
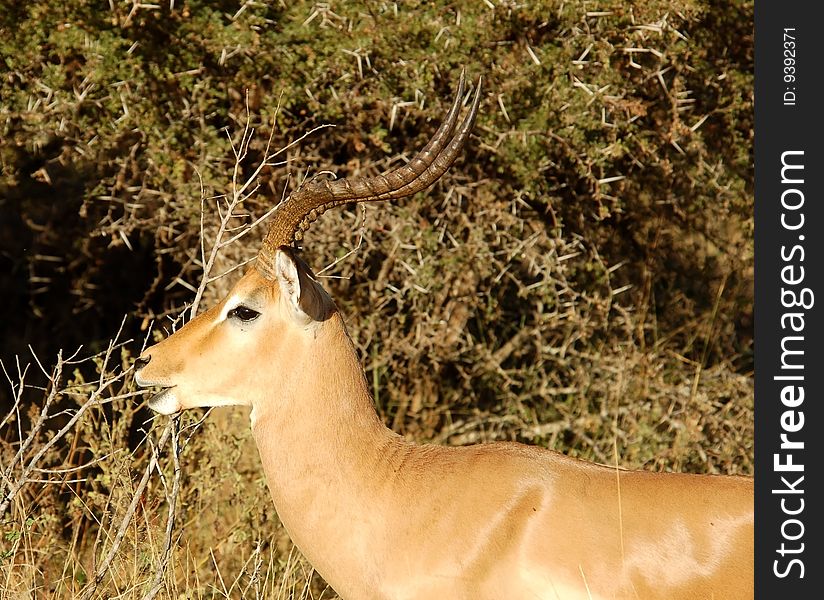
<box><xmin>134</xmin><ymin>73</ymin><xmax>481</xmax><ymax>415</ymax></box>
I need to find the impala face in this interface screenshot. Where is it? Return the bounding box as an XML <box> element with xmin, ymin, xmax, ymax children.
<box><xmin>134</xmin><ymin>73</ymin><xmax>479</xmax><ymax>417</ymax></box>
<box><xmin>134</xmin><ymin>251</ymin><xmax>334</xmax><ymax>415</ymax></box>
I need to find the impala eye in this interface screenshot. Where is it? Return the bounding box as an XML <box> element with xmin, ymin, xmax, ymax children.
<box><xmin>228</xmin><ymin>305</ymin><xmax>260</xmax><ymax>322</ymax></box>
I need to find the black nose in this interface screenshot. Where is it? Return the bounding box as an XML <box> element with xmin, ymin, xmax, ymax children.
<box><xmin>134</xmin><ymin>355</ymin><xmax>151</xmax><ymax>370</ymax></box>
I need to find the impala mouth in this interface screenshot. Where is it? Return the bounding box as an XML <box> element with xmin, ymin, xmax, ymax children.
<box><xmin>146</xmin><ymin>387</ymin><xmax>181</xmax><ymax>415</ymax></box>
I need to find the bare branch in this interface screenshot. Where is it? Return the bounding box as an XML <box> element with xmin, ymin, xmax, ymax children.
<box><xmin>0</xmin><ymin>358</ymin><xmax>28</xmax><ymax>438</ymax></box>
<box><xmin>142</xmin><ymin>417</ymin><xmax>181</xmax><ymax>600</ymax></box>
<box><xmin>0</xmin><ymin>340</ymin><xmax>131</xmax><ymax>520</ymax></box>
<box><xmin>78</xmin><ymin>421</ymin><xmax>174</xmax><ymax>600</ymax></box>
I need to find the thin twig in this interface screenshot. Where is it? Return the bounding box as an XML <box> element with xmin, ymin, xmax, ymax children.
<box><xmin>0</xmin><ymin>321</ymin><xmax>130</xmax><ymax>520</ymax></box>
<box><xmin>0</xmin><ymin>359</ymin><xmax>29</xmax><ymax>431</ymax></box>
<box><xmin>142</xmin><ymin>417</ymin><xmax>181</xmax><ymax>600</ymax></box>
<box><xmin>2</xmin><ymin>350</ymin><xmax>63</xmax><ymax>483</ymax></box>
<box><xmin>77</xmin><ymin>421</ymin><xmax>174</xmax><ymax>600</ymax></box>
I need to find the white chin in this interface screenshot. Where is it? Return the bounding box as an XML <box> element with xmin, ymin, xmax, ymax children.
<box><xmin>148</xmin><ymin>388</ymin><xmax>181</xmax><ymax>415</ymax></box>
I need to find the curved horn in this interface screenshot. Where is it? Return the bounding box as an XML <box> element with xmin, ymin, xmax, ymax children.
<box><xmin>256</xmin><ymin>72</ymin><xmax>482</xmax><ymax>280</ymax></box>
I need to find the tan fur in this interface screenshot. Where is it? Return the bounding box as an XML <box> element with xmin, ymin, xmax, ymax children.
<box><xmin>136</xmin><ymin>264</ymin><xmax>754</xmax><ymax>600</ymax></box>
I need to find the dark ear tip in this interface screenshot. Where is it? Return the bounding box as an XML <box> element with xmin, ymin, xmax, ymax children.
<box><xmin>277</xmin><ymin>245</ymin><xmax>298</xmax><ymax>259</ymax></box>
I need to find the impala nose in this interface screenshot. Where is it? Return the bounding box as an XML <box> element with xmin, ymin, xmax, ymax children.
<box><xmin>134</xmin><ymin>354</ymin><xmax>151</xmax><ymax>371</ymax></box>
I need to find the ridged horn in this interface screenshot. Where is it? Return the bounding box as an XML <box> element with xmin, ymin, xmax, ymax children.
<box><xmin>256</xmin><ymin>72</ymin><xmax>482</xmax><ymax>280</ymax></box>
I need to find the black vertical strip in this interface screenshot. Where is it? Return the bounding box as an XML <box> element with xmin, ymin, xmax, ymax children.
<box><xmin>755</xmin><ymin>2</ymin><xmax>823</xmax><ymax>596</ymax></box>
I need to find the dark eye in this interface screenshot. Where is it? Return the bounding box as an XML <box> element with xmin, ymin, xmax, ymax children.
<box><xmin>228</xmin><ymin>305</ymin><xmax>260</xmax><ymax>322</ymax></box>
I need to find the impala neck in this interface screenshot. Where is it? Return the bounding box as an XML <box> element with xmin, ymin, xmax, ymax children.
<box><xmin>250</xmin><ymin>313</ymin><xmax>400</xmax><ymax>593</ymax></box>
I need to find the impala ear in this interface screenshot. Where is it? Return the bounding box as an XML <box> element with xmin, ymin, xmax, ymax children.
<box><xmin>274</xmin><ymin>248</ymin><xmax>333</xmax><ymax>325</ymax></box>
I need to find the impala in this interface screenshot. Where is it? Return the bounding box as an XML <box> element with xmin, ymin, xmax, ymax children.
<box><xmin>134</xmin><ymin>73</ymin><xmax>754</xmax><ymax>599</ymax></box>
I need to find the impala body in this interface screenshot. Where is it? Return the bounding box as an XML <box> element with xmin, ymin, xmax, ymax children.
<box><xmin>134</xmin><ymin>75</ymin><xmax>754</xmax><ymax>599</ymax></box>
